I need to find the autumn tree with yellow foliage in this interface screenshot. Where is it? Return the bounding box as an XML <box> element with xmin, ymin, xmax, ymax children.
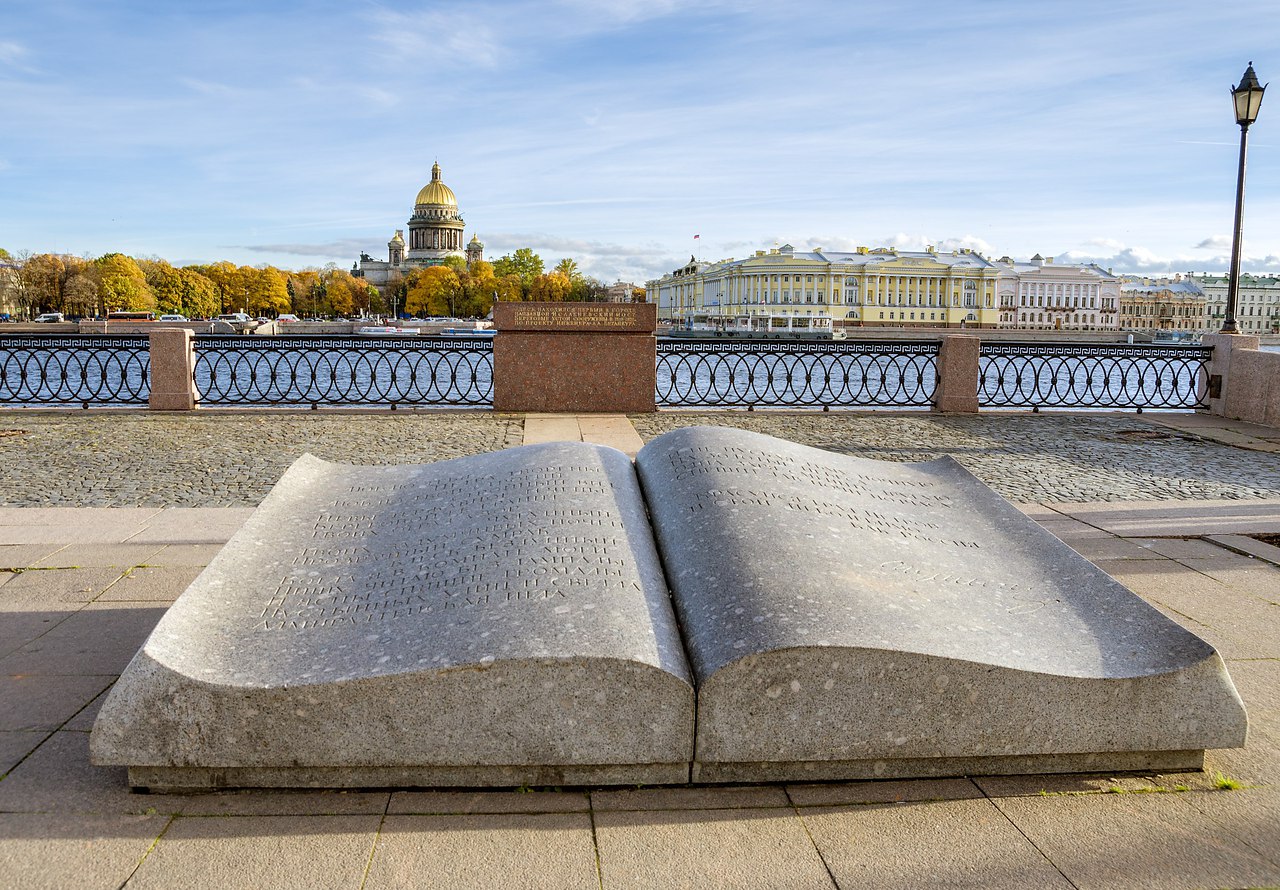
<box><xmin>404</xmin><ymin>266</ymin><xmax>461</xmax><ymax>316</ymax></box>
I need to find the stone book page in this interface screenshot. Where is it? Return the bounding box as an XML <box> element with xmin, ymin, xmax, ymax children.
<box><xmin>635</xmin><ymin>425</ymin><xmax>1246</xmax><ymax>780</ymax></box>
<box><xmin>92</xmin><ymin>443</ymin><xmax>694</xmax><ymax>787</ymax></box>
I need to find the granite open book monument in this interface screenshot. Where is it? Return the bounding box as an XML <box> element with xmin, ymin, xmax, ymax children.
<box><xmin>91</xmin><ymin>427</ymin><xmax>1248</xmax><ymax>790</ymax></box>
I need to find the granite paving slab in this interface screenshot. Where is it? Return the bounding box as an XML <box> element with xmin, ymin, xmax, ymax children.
<box><xmin>785</xmin><ymin>777</ymin><xmax>982</xmax><ymax>807</ymax></box>
<box><xmin>521</xmin><ymin>414</ymin><xmax>585</xmax><ymax>445</ymax></box>
<box><xmin>0</xmin><ymin>674</ymin><xmax>114</xmax><ymax>732</ymax></box>
<box><xmin>0</xmin><ymin>729</ymin><xmax>49</xmax><ymax>774</ymax></box>
<box><xmin>1130</xmin><ymin>537</ymin><xmax>1231</xmax><ymax>559</ymax></box>
<box><xmin>0</xmin><ymin>567</ymin><xmax>127</xmax><ymax>605</ymax></box>
<box><xmin>0</xmin><ymin>544</ymin><xmax>68</xmax><ymax>568</ymax></box>
<box><xmin>124</xmin><ymin>507</ymin><xmax>255</xmax><ymax>544</ymax></box>
<box><xmin>63</xmin><ymin>687</ymin><xmax>111</xmax><ymax>731</ymax></box>
<box><xmin>141</xmin><ymin>543</ymin><xmax>228</xmax><ymax>566</ymax></box>
<box><xmin>1204</xmin><ymin>719</ymin><xmax>1280</xmax><ymax>786</ymax></box>
<box><xmin>593</xmin><ymin>808</ymin><xmax>836</xmax><ymax>890</ymax></box>
<box><xmin>0</xmin><ymin>731</ymin><xmax>185</xmax><ymax>815</ymax></box>
<box><xmin>0</xmin><ymin>602</ymin><xmax>169</xmax><ymax>676</ymax></box>
<box><xmin>364</xmin><ymin>813</ymin><xmax>600</xmax><ymax>890</ymax></box>
<box><xmin>29</xmin><ymin>543</ymin><xmax>167</xmax><ymax>568</ymax></box>
<box><xmin>0</xmin><ymin>611</ymin><xmax>75</xmax><ymax>659</ymax></box>
<box><xmin>590</xmin><ymin>784</ymin><xmax>789</xmax><ymax>812</ymax></box>
<box><xmin>0</xmin><ymin>812</ymin><xmax>170</xmax><ymax>890</ymax></box>
<box><xmin>387</xmin><ymin>790</ymin><xmax>590</xmax><ymax>815</ymax></box>
<box><xmin>122</xmin><ymin>815</ymin><xmax>381</xmax><ymax>890</ymax></box>
<box><xmin>1182</xmin><ymin>784</ymin><xmax>1280</xmax><ymax>866</ymax></box>
<box><xmin>94</xmin><ymin>566</ymin><xmax>204</xmax><ymax>602</ymax></box>
<box><xmin>992</xmin><ymin>791</ymin><xmax>1280</xmax><ymax>889</ymax></box>
<box><xmin>799</xmin><ymin>798</ymin><xmax>1074</xmax><ymax>889</ymax></box>
<box><xmin>174</xmin><ymin>789</ymin><xmax>391</xmax><ymax>817</ymax></box>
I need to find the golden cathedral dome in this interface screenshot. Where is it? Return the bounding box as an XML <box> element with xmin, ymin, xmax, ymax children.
<box><xmin>415</xmin><ymin>161</ymin><xmax>457</xmax><ymax>207</ymax></box>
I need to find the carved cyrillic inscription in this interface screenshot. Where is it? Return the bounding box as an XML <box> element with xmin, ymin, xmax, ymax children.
<box><xmin>254</xmin><ymin>465</ymin><xmax>637</xmax><ymax>631</ymax></box>
<box><xmin>666</xmin><ymin>445</ymin><xmax>952</xmax><ymax>508</ymax></box>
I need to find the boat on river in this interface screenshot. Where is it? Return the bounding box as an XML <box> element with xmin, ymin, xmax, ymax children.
<box><xmin>357</xmin><ymin>326</ymin><xmax>419</xmax><ymax>336</ymax></box>
<box><xmin>665</xmin><ymin>313</ymin><xmax>845</xmax><ymax>340</ymax></box>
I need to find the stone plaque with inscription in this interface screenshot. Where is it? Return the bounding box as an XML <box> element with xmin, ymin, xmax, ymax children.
<box><xmin>636</xmin><ymin>426</ymin><xmax>1248</xmax><ymax>782</ymax></box>
<box><xmin>94</xmin><ymin>426</ymin><xmax>1247</xmax><ymax>789</ymax></box>
<box><xmin>91</xmin><ymin>444</ymin><xmax>694</xmax><ymax>790</ymax></box>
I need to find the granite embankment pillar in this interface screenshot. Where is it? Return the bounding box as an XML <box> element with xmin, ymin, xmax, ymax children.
<box><xmin>148</xmin><ymin>328</ymin><xmax>199</xmax><ymax>410</ymax></box>
<box><xmin>1203</xmin><ymin>332</ymin><xmax>1280</xmax><ymax>426</ymax></box>
<box><xmin>493</xmin><ymin>302</ymin><xmax>657</xmax><ymax>413</ymax></box>
<box><xmin>933</xmin><ymin>334</ymin><xmax>980</xmax><ymax>414</ymax></box>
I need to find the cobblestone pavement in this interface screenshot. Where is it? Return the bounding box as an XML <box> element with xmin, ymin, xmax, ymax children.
<box><xmin>631</xmin><ymin>411</ymin><xmax>1280</xmax><ymax>503</ymax></box>
<box><xmin>0</xmin><ymin>411</ymin><xmax>522</xmax><ymax>507</ymax></box>
<box><xmin>2</xmin><ymin>410</ymin><xmax>1280</xmax><ymax>507</ymax></box>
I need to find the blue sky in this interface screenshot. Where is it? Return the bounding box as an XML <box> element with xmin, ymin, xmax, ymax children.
<box><xmin>2</xmin><ymin>1</ymin><xmax>1279</xmax><ymax>284</ymax></box>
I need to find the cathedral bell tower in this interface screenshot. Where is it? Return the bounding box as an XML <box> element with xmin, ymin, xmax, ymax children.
<box><xmin>388</xmin><ymin>230</ymin><xmax>405</xmax><ymax>266</ymax></box>
<box><xmin>466</xmin><ymin>234</ymin><xmax>485</xmax><ymax>268</ymax></box>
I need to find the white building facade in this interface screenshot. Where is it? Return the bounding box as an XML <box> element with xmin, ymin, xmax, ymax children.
<box><xmin>994</xmin><ymin>255</ymin><xmax>1121</xmax><ymax>331</ymax></box>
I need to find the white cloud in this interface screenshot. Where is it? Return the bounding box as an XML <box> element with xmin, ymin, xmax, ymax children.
<box><xmin>1055</xmin><ymin>240</ymin><xmax>1280</xmax><ymax>275</ymax></box>
<box><xmin>483</xmin><ymin>232</ymin><xmax>673</xmax><ymax>282</ymax></box>
<box><xmin>367</xmin><ymin>9</ymin><xmax>503</xmax><ymax>68</ymax></box>
<box><xmin>237</xmin><ymin>239</ymin><xmax>372</xmax><ymax>259</ymax></box>
<box><xmin>0</xmin><ymin>41</ymin><xmax>35</xmax><ymax>72</ymax></box>
<box><xmin>1195</xmin><ymin>235</ymin><xmax>1230</xmax><ymax>250</ymax></box>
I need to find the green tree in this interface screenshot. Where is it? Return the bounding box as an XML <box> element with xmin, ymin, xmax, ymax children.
<box><xmin>553</xmin><ymin>258</ymin><xmax>580</xmax><ymax>282</ymax></box>
<box><xmin>181</xmin><ymin>268</ymin><xmax>219</xmax><ymax>319</ymax></box>
<box><xmin>141</xmin><ymin>259</ymin><xmax>185</xmax><ymax>315</ymax></box>
<box><xmin>95</xmin><ymin>253</ymin><xmax>154</xmax><ymax>313</ymax></box>
<box><xmin>491</xmin><ymin>248</ymin><xmax>544</xmax><ymax>295</ymax></box>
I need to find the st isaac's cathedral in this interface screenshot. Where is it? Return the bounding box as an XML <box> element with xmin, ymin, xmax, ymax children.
<box><xmin>352</xmin><ymin>162</ymin><xmax>484</xmax><ymax>294</ymax></box>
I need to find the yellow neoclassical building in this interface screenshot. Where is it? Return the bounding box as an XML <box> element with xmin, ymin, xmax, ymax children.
<box><xmin>649</xmin><ymin>244</ymin><xmax>1002</xmax><ymax>328</ymax></box>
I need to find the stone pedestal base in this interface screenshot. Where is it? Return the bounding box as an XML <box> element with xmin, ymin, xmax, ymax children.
<box><xmin>493</xmin><ymin>303</ymin><xmax>657</xmax><ymax>413</ymax></box>
<box><xmin>934</xmin><ymin>334</ymin><xmax>980</xmax><ymax>413</ymax></box>
<box><xmin>148</xmin><ymin>328</ymin><xmax>198</xmax><ymax>410</ymax></box>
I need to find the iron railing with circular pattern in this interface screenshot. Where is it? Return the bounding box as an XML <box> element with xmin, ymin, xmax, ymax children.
<box><xmin>978</xmin><ymin>342</ymin><xmax>1211</xmax><ymax>409</ymax></box>
<box><xmin>193</xmin><ymin>335</ymin><xmax>494</xmax><ymax>406</ymax></box>
<box><xmin>0</xmin><ymin>335</ymin><xmax>150</xmax><ymax>405</ymax></box>
<box><xmin>656</xmin><ymin>338</ymin><xmax>939</xmax><ymax>408</ymax></box>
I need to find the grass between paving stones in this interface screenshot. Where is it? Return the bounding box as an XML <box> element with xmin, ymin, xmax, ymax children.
<box><xmin>1033</xmin><ymin>773</ymin><xmax>1247</xmax><ymax>796</ymax></box>
<box><xmin>1213</xmin><ymin>771</ymin><xmax>1247</xmax><ymax>790</ymax></box>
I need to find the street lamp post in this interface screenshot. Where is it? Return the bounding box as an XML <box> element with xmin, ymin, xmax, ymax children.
<box><xmin>1223</xmin><ymin>62</ymin><xmax>1266</xmax><ymax>334</ymax></box>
